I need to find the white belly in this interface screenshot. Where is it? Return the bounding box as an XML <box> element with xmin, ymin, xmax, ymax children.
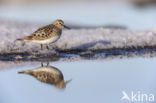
<box><xmin>32</xmin><ymin>35</ymin><xmax>60</xmax><ymax>44</ymax></box>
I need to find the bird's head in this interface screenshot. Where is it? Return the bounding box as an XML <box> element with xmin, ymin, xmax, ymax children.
<box><xmin>56</xmin><ymin>80</ymin><xmax>66</xmax><ymax>89</ymax></box>
<box><xmin>55</xmin><ymin>79</ymin><xmax>72</xmax><ymax>90</ymax></box>
<box><xmin>53</xmin><ymin>19</ymin><xmax>70</xmax><ymax>29</ymax></box>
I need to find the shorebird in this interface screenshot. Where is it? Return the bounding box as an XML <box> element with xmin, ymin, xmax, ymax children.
<box><xmin>18</xmin><ymin>62</ymin><xmax>72</xmax><ymax>89</ymax></box>
<box><xmin>16</xmin><ymin>19</ymin><xmax>70</xmax><ymax>50</ymax></box>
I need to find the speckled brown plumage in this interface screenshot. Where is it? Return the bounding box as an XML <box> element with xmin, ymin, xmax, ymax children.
<box><xmin>16</xmin><ymin>19</ymin><xmax>70</xmax><ymax>50</ymax></box>
<box><xmin>23</xmin><ymin>24</ymin><xmax>61</xmax><ymax>41</ymax></box>
<box><xmin>18</xmin><ymin>63</ymin><xmax>71</xmax><ymax>89</ymax></box>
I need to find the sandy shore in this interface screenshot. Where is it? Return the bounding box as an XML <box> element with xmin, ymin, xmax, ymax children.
<box><xmin>0</xmin><ymin>20</ymin><xmax>156</xmax><ymax>61</ymax></box>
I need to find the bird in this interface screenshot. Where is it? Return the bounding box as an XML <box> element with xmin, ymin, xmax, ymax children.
<box><xmin>16</xmin><ymin>19</ymin><xmax>70</xmax><ymax>50</ymax></box>
<box><xmin>18</xmin><ymin>62</ymin><xmax>72</xmax><ymax>89</ymax></box>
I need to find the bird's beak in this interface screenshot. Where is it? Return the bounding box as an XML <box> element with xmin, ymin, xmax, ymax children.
<box><xmin>65</xmin><ymin>79</ymin><xmax>72</xmax><ymax>84</ymax></box>
<box><xmin>64</xmin><ymin>25</ymin><xmax>70</xmax><ymax>29</ymax></box>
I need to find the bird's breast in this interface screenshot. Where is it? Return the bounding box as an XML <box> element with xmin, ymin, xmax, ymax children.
<box><xmin>32</xmin><ymin>35</ymin><xmax>60</xmax><ymax>44</ymax></box>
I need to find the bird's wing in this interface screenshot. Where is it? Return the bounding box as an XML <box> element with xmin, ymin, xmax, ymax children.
<box><xmin>30</xmin><ymin>24</ymin><xmax>54</xmax><ymax>40</ymax></box>
<box><xmin>16</xmin><ymin>24</ymin><xmax>54</xmax><ymax>41</ymax></box>
<box><xmin>35</xmin><ymin>24</ymin><xmax>53</xmax><ymax>32</ymax></box>
<box><xmin>47</xmin><ymin>66</ymin><xmax>64</xmax><ymax>79</ymax></box>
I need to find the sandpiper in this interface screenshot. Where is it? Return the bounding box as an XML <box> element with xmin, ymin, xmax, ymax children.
<box><xmin>18</xmin><ymin>63</ymin><xmax>71</xmax><ymax>89</ymax></box>
<box><xmin>16</xmin><ymin>19</ymin><xmax>70</xmax><ymax>50</ymax></box>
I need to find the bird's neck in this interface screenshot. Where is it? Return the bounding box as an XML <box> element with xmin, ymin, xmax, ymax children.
<box><xmin>56</xmin><ymin>80</ymin><xmax>65</xmax><ymax>89</ymax></box>
<box><xmin>53</xmin><ymin>25</ymin><xmax>62</xmax><ymax>30</ymax></box>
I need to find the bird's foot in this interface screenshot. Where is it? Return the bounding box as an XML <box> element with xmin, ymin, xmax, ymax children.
<box><xmin>46</xmin><ymin>45</ymin><xmax>50</xmax><ymax>50</ymax></box>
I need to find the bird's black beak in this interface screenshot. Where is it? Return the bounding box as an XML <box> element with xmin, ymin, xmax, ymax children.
<box><xmin>64</xmin><ymin>25</ymin><xmax>70</xmax><ymax>29</ymax></box>
<box><xmin>65</xmin><ymin>79</ymin><xmax>72</xmax><ymax>84</ymax></box>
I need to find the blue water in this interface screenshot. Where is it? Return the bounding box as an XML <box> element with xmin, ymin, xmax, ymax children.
<box><xmin>0</xmin><ymin>2</ymin><xmax>156</xmax><ymax>103</ymax></box>
<box><xmin>0</xmin><ymin>58</ymin><xmax>156</xmax><ymax>103</ymax></box>
<box><xmin>1</xmin><ymin>2</ymin><xmax>156</xmax><ymax>30</ymax></box>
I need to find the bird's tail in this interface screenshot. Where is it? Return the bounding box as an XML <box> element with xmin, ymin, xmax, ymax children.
<box><xmin>18</xmin><ymin>71</ymin><xmax>27</xmax><ymax>74</ymax></box>
<box><xmin>16</xmin><ymin>35</ymin><xmax>33</xmax><ymax>41</ymax></box>
<box><xmin>16</xmin><ymin>38</ymin><xmax>22</xmax><ymax>41</ymax></box>
<box><xmin>18</xmin><ymin>70</ymin><xmax>33</xmax><ymax>75</ymax></box>
<box><xmin>16</xmin><ymin>38</ymin><xmax>24</xmax><ymax>41</ymax></box>
<box><xmin>18</xmin><ymin>71</ymin><xmax>25</xmax><ymax>74</ymax></box>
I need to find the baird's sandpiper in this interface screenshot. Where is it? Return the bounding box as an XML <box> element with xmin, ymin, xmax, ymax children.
<box><xmin>16</xmin><ymin>19</ymin><xmax>70</xmax><ymax>50</ymax></box>
<box><xmin>18</xmin><ymin>62</ymin><xmax>72</xmax><ymax>89</ymax></box>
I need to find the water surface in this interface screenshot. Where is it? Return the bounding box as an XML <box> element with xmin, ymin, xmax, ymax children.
<box><xmin>0</xmin><ymin>58</ymin><xmax>156</xmax><ymax>103</ymax></box>
<box><xmin>1</xmin><ymin>2</ymin><xmax>156</xmax><ymax>30</ymax></box>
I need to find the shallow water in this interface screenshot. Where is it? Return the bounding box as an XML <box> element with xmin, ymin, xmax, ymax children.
<box><xmin>0</xmin><ymin>1</ymin><xmax>156</xmax><ymax>103</ymax></box>
<box><xmin>1</xmin><ymin>2</ymin><xmax>156</xmax><ymax>30</ymax></box>
<box><xmin>0</xmin><ymin>58</ymin><xmax>156</xmax><ymax>103</ymax></box>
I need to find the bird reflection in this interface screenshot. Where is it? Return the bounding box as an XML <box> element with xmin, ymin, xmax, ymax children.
<box><xmin>18</xmin><ymin>62</ymin><xmax>71</xmax><ymax>89</ymax></box>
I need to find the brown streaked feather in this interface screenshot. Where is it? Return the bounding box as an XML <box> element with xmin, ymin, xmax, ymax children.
<box><xmin>30</xmin><ymin>24</ymin><xmax>61</xmax><ymax>41</ymax></box>
<box><xmin>33</xmin><ymin>24</ymin><xmax>54</xmax><ymax>35</ymax></box>
<box><xmin>16</xmin><ymin>23</ymin><xmax>61</xmax><ymax>41</ymax></box>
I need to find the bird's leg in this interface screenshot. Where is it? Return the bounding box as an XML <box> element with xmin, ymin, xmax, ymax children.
<box><xmin>46</xmin><ymin>62</ymin><xmax>49</xmax><ymax>66</ymax></box>
<box><xmin>41</xmin><ymin>62</ymin><xmax>44</xmax><ymax>67</ymax></box>
<box><xmin>41</xmin><ymin>44</ymin><xmax>43</xmax><ymax>50</ymax></box>
<box><xmin>46</xmin><ymin>44</ymin><xmax>49</xmax><ymax>50</ymax></box>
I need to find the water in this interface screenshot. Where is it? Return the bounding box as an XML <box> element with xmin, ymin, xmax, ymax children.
<box><xmin>0</xmin><ymin>58</ymin><xmax>156</xmax><ymax>103</ymax></box>
<box><xmin>1</xmin><ymin>2</ymin><xmax>156</xmax><ymax>30</ymax></box>
<box><xmin>1</xmin><ymin>1</ymin><xmax>156</xmax><ymax>103</ymax></box>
